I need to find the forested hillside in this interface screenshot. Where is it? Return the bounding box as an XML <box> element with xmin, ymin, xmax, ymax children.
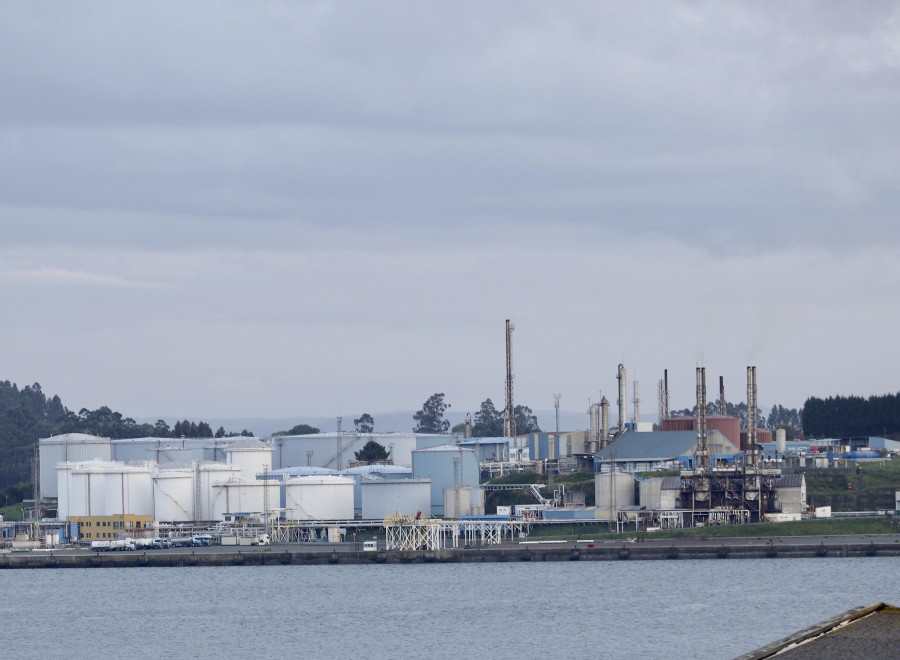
<box><xmin>0</xmin><ymin>380</ymin><xmax>249</xmax><ymax>504</ymax></box>
<box><xmin>803</xmin><ymin>393</ymin><xmax>900</xmax><ymax>438</ymax></box>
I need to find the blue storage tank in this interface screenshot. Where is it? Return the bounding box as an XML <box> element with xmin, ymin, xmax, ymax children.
<box><xmin>843</xmin><ymin>451</ymin><xmax>880</xmax><ymax>459</ymax></box>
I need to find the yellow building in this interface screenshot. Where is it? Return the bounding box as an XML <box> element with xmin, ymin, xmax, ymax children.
<box><xmin>69</xmin><ymin>514</ymin><xmax>154</xmax><ymax>540</ymax></box>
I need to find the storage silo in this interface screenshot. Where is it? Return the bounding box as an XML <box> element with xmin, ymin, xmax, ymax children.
<box><xmin>775</xmin><ymin>428</ymin><xmax>787</xmax><ymax>455</ymax></box>
<box><xmin>225</xmin><ymin>439</ymin><xmax>275</xmax><ymax>480</ymax></box>
<box><xmin>412</xmin><ymin>445</ymin><xmax>479</xmax><ymax>516</ymax></box>
<box><xmin>40</xmin><ymin>434</ymin><xmax>111</xmax><ymax>499</ymax></box>
<box><xmin>284</xmin><ymin>475</ymin><xmax>355</xmax><ymax>521</ymax></box>
<box><xmin>153</xmin><ymin>465</ymin><xmax>195</xmax><ymax>522</ymax></box>
<box><xmin>361</xmin><ymin>478</ymin><xmax>432</xmax><ymax>520</ymax></box>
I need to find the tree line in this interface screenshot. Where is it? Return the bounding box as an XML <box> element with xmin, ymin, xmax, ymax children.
<box><xmin>802</xmin><ymin>393</ymin><xmax>900</xmax><ymax>438</ymax></box>
<box><xmin>0</xmin><ymin>380</ymin><xmax>253</xmax><ymax>504</ymax></box>
<box><xmin>670</xmin><ymin>400</ymin><xmax>803</xmax><ymax>437</ymax></box>
<box><xmin>412</xmin><ymin>393</ymin><xmax>541</xmax><ymax>436</ymax></box>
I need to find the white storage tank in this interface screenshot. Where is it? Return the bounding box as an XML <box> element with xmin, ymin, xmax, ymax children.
<box><xmin>62</xmin><ymin>459</ymin><xmax>125</xmax><ymax>518</ymax></box>
<box><xmin>775</xmin><ymin>428</ymin><xmax>787</xmax><ymax>455</ymax></box>
<box><xmin>40</xmin><ymin>434</ymin><xmax>111</xmax><ymax>499</ymax></box>
<box><xmin>361</xmin><ymin>478</ymin><xmax>432</xmax><ymax>520</ymax></box>
<box><xmin>198</xmin><ymin>462</ymin><xmax>242</xmax><ymax>522</ymax></box>
<box><xmin>443</xmin><ymin>486</ymin><xmax>485</xmax><ymax>518</ymax></box>
<box><xmin>153</xmin><ymin>465</ymin><xmax>195</xmax><ymax>522</ymax></box>
<box><xmin>225</xmin><ymin>439</ymin><xmax>275</xmax><ymax>481</ymax></box>
<box><xmin>284</xmin><ymin>475</ymin><xmax>355</xmax><ymax>521</ymax></box>
<box><xmin>210</xmin><ymin>479</ymin><xmax>280</xmax><ymax>519</ymax></box>
<box><xmin>102</xmin><ymin>462</ymin><xmax>154</xmax><ymax>516</ymax></box>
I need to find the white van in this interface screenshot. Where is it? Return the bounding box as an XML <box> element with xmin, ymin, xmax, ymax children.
<box><xmin>362</xmin><ymin>541</ymin><xmax>378</xmax><ymax>552</ymax></box>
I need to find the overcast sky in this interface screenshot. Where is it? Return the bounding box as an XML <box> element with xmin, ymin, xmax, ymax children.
<box><xmin>2</xmin><ymin>2</ymin><xmax>899</xmax><ymax>428</ymax></box>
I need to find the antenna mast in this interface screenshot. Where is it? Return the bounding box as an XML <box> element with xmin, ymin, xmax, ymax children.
<box><xmin>553</xmin><ymin>393</ymin><xmax>561</xmax><ymax>432</ymax></box>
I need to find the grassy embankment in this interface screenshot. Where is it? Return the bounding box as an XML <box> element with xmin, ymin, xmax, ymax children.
<box><xmin>0</xmin><ymin>501</ymin><xmax>24</xmax><ymax>521</ymax></box>
<box><xmin>805</xmin><ymin>457</ymin><xmax>900</xmax><ymax>511</ymax></box>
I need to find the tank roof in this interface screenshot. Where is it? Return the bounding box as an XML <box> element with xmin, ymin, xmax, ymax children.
<box><xmin>224</xmin><ymin>439</ymin><xmax>271</xmax><ymax>451</ymax></box>
<box><xmin>413</xmin><ymin>444</ymin><xmax>475</xmax><ymax>453</ymax></box>
<box><xmin>41</xmin><ymin>433</ymin><xmax>109</xmax><ymax>444</ymax></box>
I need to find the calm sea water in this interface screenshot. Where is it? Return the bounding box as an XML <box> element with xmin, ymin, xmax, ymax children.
<box><xmin>1</xmin><ymin>557</ymin><xmax>897</xmax><ymax>659</ymax></box>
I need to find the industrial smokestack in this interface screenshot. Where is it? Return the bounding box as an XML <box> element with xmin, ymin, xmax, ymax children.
<box><xmin>504</xmin><ymin>320</ymin><xmax>515</xmax><ymax>438</ymax></box>
<box><xmin>747</xmin><ymin>366</ymin><xmax>759</xmax><ymax>467</ymax></box>
<box><xmin>664</xmin><ymin>369</ymin><xmax>669</xmax><ymax>421</ymax></box>
<box><xmin>601</xmin><ymin>396</ymin><xmax>609</xmax><ymax>449</ymax></box>
<box><xmin>719</xmin><ymin>376</ymin><xmax>726</xmax><ymax>416</ymax></box>
<box><xmin>589</xmin><ymin>402</ymin><xmax>601</xmax><ymax>452</ymax></box>
<box><xmin>696</xmin><ymin>367</ymin><xmax>709</xmax><ymax>472</ymax></box>
<box><xmin>617</xmin><ymin>364</ymin><xmax>626</xmax><ymax>435</ymax></box>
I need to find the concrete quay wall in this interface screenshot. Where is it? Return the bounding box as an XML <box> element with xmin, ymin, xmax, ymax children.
<box><xmin>2</xmin><ymin>539</ymin><xmax>900</xmax><ymax>569</ymax></box>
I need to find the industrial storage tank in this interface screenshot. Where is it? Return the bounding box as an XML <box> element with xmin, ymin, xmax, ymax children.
<box><xmin>198</xmin><ymin>462</ymin><xmax>242</xmax><ymax>522</ymax></box>
<box><xmin>638</xmin><ymin>478</ymin><xmax>663</xmax><ymax>509</ymax></box>
<box><xmin>443</xmin><ymin>486</ymin><xmax>485</xmax><ymax>518</ymax></box>
<box><xmin>153</xmin><ymin>465</ymin><xmax>195</xmax><ymax>522</ymax></box>
<box><xmin>595</xmin><ymin>472</ymin><xmax>635</xmax><ymax>515</ymax></box>
<box><xmin>361</xmin><ymin>478</ymin><xmax>432</xmax><ymax>520</ymax></box>
<box><xmin>740</xmin><ymin>428</ymin><xmax>773</xmax><ymax>450</ymax></box>
<box><xmin>412</xmin><ymin>445</ymin><xmax>479</xmax><ymax>516</ymax></box>
<box><xmin>661</xmin><ymin>416</ymin><xmax>741</xmax><ymax>449</ymax></box>
<box><xmin>284</xmin><ymin>475</ymin><xmax>354</xmax><ymax>521</ymax></box>
<box><xmin>102</xmin><ymin>462</ymin><xmax>154</xmax><ymax>516</ymax></box>
<box><xmin>40</xmin><ymin>434</ymin><xmax>111</xmax><ymax>499</ymax></box>
<box><xmin>210</xmin><ymin>479</ymin><xmax>279</xmax><ymax>519</ymax></box>
<box><xmin>225</xmin><ymin>439</ymin><xmax>275</xmax><ymax>481</ymax></box>
<box><xmin>341</xmin><ymin>465</ymin><xmax>412</xmax><ymax>516</ymax></box>
<box><xmin>775</xmin><ymin>428</ymin><xmax>787</xmax><ymax>455</ymax></box>
<box><xmin>661</xmin><ymin>416</ymin><xmax>694</xmax><ymax>433</ymax></box>
<box><xmin>707</xmin><ymin>415</ymin><xmax>741</xmax><ymax>449</ymax></box>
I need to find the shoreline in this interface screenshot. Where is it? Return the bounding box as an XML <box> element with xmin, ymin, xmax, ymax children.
<box><xmin>2</xmin><ymin>535</ymin><xmax>899</xmax><ymax>568</ymax></box>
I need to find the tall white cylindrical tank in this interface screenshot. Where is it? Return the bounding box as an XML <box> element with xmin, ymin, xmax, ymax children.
<box><xmin>153</xmin><ymin>467</ymin><xmax>195</xmax><ymax>522</ymax></box>
<box><xmin>775</xmin><ymin>428</ymin><xmax>787</xmax><ymax>455</ymax></box>
<box><xmin>361</xmin><ymin>479</ymin><xmax>432</xmax><ymax>520</ymax></box>
<box><xmin>225</xmin><ymin>440</ymin><xmax>274</xmax><ymax>481</ymax></box>
<box><xmin>284</xmin><ymin>476</ymin><xmax>355</xmax><ymax>521</ymax></box>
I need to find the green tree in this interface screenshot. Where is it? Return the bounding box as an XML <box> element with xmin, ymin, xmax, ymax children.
<box><xmin>514</xmin><ymin>405</ymin><xmax>541</xmax><ymax>434</ymax></box>
<box><xmin>474</xmin><ymin>399</ymin><xmax>504</xmax><ymax>437</ymax></box>
<box><xmin>354</xmin><ymin>413</ymin><xmax>374</xmax><ymax>433</ymax></box>
<box><xmin>413</xmin><ymin>393</ymin><xmax>451</xmax><ymax>433</ymax></box>
<box><xmin>273</xmin><ymin>423</ymin><xmax>320</xmax><ymax>436</ymax></box>
<box><xmin>354</xmin><ymin>440</ymin><xmax>390</xmax><ymax>463</ymax></box>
